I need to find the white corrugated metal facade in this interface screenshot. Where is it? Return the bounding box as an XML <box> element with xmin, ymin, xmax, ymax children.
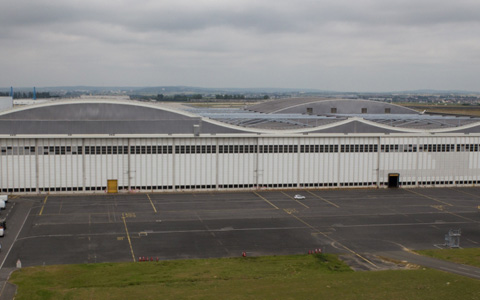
<box><xmin>1</xmin><ymin>99</ymin><xmax>480</xmax><ymax>194</ymax></box>
<box><xmin>1</xmin><ymin>135</ymin><xmax>480</xmax><ymax>193</ymax></box>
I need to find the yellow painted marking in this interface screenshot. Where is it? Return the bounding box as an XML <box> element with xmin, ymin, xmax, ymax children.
<box><xmin>117</xmin><ymin>237</ymin><xmax>125</xmax><ymax>241</ymax></box>
<box><xmin>445</xmin><ymin>211</ymin><xmax>478</xmax><ymax>223</ymax></box>
<box><xmin>288</xmin><ymin>212</ymin><xmax>377</xmax><ymax>268</ymax></box>
<box><xmin>306</xmin><ymin>191</ymin><xmax>340</xmax><ymax>208</ymax></box>
<box><xmin>139</xmin><ymin>232</ymin><xmax>148</xmax><ymax>237</ymax></box>
<box><xmin>405</xmin><ymin>189</ymin><xmax>453</xmax><ymax>207</ymax></box>
<box><xmin>38</xmin><ymin>195</ymin><xmax>48</xmax><ymax>216</ymax></box>
<box><xmin>284</xmin><ymin>208</ymin><xmax>298</xmax><ymax>215</ymax></box>
<box><xmin>147</xmin><ymin>194</ymin><xmax>157</xmax><ymax>213</ymax></box>
<box><xmin>431</xmin><ymin>205</ymin><xmax>445</xmax><ymax>211</ymax></box>
<box><xmin>281</xmin><ymin>192</ymin><xmax>309</xmax><ymax>208</ymax></box>
<box><xmin>430</xmin><ymin>200</ymin><xmax>477</xmax><ymax>223</ymax></box>
<box><xmin>123</xmin><ymin>212</ymin><xmax>136</xmax><ymax>218</ymax></box>
<box><xmin>311</xmin><ymin>232</ymin><xmax>333</xmax><ymax>236</ymax></box>
<box><xmin>449</xmin><ymin>187</ymin><xmax>480</xmax><ymax>199</ymax></box>
<box><xmin>254</xmin><ymin>192</ymin><xmax>279</xmax><ymax>209</ymax></box>
<box><xmin>122</xmin><ymin>213</ymin><xmax>136</xmax><ymax>262</ymax></box>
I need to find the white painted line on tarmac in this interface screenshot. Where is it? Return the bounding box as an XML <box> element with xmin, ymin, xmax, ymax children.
<box><xmin>0</xmin><ymin>207</ymin><xmax>32</xmax><ymax>269</ymax></box>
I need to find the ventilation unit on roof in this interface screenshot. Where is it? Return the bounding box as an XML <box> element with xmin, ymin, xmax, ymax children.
<box><xmin>193</xmin><ymin>124</ymin><xmax>200</xmax><ymax>136</ymax></box>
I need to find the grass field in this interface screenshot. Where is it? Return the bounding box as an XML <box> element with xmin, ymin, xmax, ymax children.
<box><xmin>9</xmin><ymin>254</ymin><xmax>480</xmax><ymax>300</ymax></box>
<box><xmin>401</xmin><ymin>104</ymin><xmax>480</xmax><ymax>117</ymax></box>
<box><xmin>417</xmin><ymin>248</ymin><xmax>480</xmax><ymax>268</ymax></box>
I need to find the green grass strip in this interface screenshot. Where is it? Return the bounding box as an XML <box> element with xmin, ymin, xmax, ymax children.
<box><xmin>10</xmin><ymin>254</ymin><xmax>480</xmax><ymax>300</ymax></box>
<box><xmin>417</xmin><ymin>248</ymin><xmax>480</xmax><ymax>268</ymax></box>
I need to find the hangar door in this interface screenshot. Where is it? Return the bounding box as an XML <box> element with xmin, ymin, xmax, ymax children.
<box><xmin>107</xmin><ymin>180</ymin><xmax>118</xmax><ymax>193</ymax></box>
<box><xmin>388</xmin><ymin>173</ymin><xmax>399</xmax><ymax>188</ymax></box>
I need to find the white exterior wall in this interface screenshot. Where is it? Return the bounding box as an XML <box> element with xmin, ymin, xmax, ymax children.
<box><xmin>258</xmin><ymin>137</ymin><xmax>298</xmax><ymax>187</ymax></box>
<box><xmin>129</xmin><ymin>138</ymin><xmax>174</xmax><ymax>190</ymax></box>
<box><xmin>378</xmin><ymin>136</ymin><xmax>478</xmax><ymax>186</ymax></box>
<box><xmin>0</xmin><ymin>96</ymin><xmax>13</xmax><ymax>111</ymax></box>
<box><xmin>0</xmin><ymin>138</ymin><xmax>36</xmax><ymax>191</ymax></box>
<box><xmin>1</xmin><ymin>135</ymin><xmax>480</xmax><ymax>193</ymax></box>
<box><xmin>217</xmin><ymin>138</ymin><xmax>257</xmax><ymax>188</ymax></box>
<box><xmin>174</xmin><ymin>138</ymin><xmax>217</xmax><ymax>189</ymax></box>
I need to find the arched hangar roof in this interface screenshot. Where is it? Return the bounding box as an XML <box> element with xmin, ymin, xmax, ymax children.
<box><xmin>246</xmin><ymin>98</ymin><xmax>419</xmax><ymax>115</ymax></box>
<box><xmin>191</xmin><ymin>97</ymin><xmax>480</xmax><ymax>133</ymax></box>
<box><xmin>1</xmin><ymin>99</ymin><xmax>479</xmax><ymax>136</ymax></box>
<box><xmin>0</xmin><ymin>100</ymin><xmax>250</xmax><ymax>135</ymax></box>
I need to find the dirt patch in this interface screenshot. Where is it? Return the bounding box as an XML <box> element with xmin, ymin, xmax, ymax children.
<box><xmin>340</xmin><ymin>253</ymin><xmax>420</xmax><ymax>271</ymax></box>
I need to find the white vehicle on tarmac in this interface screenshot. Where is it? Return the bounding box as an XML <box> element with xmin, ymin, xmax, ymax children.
<box><xmin>0</xmin><ymin>200</ymin><xmax>5</xmax><ymax>210</ymax></box>
<box><xmin>0</xmin><ymin>195</ymin><xmax>7</xmax><ymax>202</ymax></box>
<box><xmin>0</xmin><ymin>227</ymin><xmax>4</xmax><ymax>237</ymax></box>
<box><xmin>294</xmin><ymin>194</ymin><xmax>305</xmax><ymax>200</ymax></box>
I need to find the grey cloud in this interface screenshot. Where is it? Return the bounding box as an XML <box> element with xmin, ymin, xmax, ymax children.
<box><xmin>4</xmin><ymin>0</ymin><xmax>480</xmax><ymax>40</ymax></box>
<box><xmin>1</xmin><ymin>0</ymin><xmax>480</xmax><ymax>91</ymax></box>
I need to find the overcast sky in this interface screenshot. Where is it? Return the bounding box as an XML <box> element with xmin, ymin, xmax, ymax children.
<box><xmin>1</xmin><ymin>0</ymin><xmax>479</xmax><ymax>92</ymax></box>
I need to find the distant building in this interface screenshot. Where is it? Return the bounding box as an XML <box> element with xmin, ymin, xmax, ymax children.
<box><xmin>13</xmin><ymin>99</ymin><xmax>49</xmax><ymax>106</ymax></box>
<box><xmin>0</xmin><ymin>96</ymin><xmax>13</xmax><ymax>111</ymax></box>
<box><xmin>0</xmin><ymin>98</ymin><xmax>479</xmax><ymax>194</ymax></box>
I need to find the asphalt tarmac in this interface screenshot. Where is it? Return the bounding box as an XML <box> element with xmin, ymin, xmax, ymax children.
<box><xmin>1</xmin><ymin>187</ymin><xmax>480</xmax><ymax>274</ymax></box>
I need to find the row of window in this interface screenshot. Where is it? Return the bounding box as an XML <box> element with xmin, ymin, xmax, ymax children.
<box><xmin>381</xmin><ymin>144</ymin><xmax>480</xmax><ymax>153</ymax></box>
<box><xmin>339</xmin><ymin>145</ymin><xmax>377</xmax><ymax>153</ymax></box>
<box><xmin>327</xmin><ymin>107</ymin><xmax>391</xmax><ymax>114</ymax></box>
<box><xmin>3</xmin><ymin>180</ymin><xmax>480</xmax><ymax>193</ymax></box>
<box><xmin>1</xmin><ymin>143</ymin><xmax>480</xmax><ymax>156</ymax></box>
<box><xmin>0</xmin><ymin>146</ymin><xmax>36</xmax><ymax>155</ymax></box>
<box><xmin>379</xmin><ymin>180</ymin><xmax>480</xmax><ymax>186</ymax></box>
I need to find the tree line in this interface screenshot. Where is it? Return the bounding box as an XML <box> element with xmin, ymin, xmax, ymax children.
<box><xmin>130</xmin><ymin>93</ymin><xmax>270</xmax><ymax>102</ymax></box>
<box><xmin>0</xmin><ymin>92</ymin><xmax>56</xmax><ymax>99</ymax></box>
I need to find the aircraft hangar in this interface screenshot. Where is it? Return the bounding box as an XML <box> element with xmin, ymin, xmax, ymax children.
<box><xmin>0</xmin><ymin>98</ymin><xmax>479</xmax><ymax>194</ymax></box>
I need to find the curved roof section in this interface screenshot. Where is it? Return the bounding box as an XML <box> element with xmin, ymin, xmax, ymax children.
<box><xmin>238</xmin><ymin>98</ymin><xmax>480</xmax><ymax>132</ymax></box>
<box><xmin>0</xmin><ymin>100</ymin><xmax>250</xmax><ymax>135</ymax></box>
<box><xmin>246</xmin><ymin>97</ymin><xmax>330</xmax><ymax>113</ymax></box>
<box><xmin>246</xmin><ymin>98</ymin><xmax>419</xmax><ymax>115</ymax></box>
<box><xmin>307</xmin><ymin>120</ymin><xmax>406</xmax><ymax>134</ymax></box>
<box><xmin>0</xmin><ymin>102</ymin><xmax>193</xmax><ymax>121</ymax></box>
<box><xmin>1</xmin><ymin>99</ymin><xmax>479</xmax><ymax>136</ymax></box>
